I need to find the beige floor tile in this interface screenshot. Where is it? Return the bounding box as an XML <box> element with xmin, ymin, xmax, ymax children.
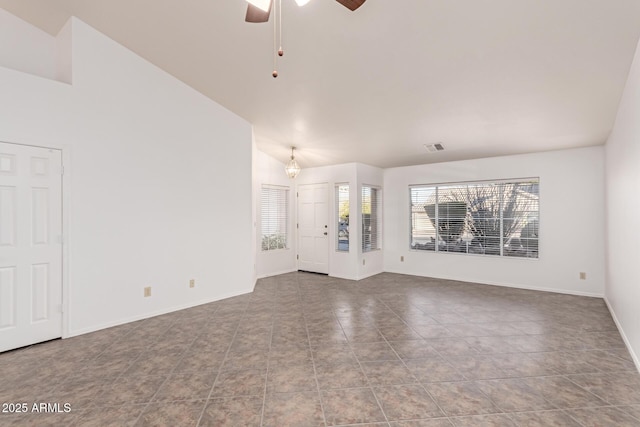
<box><xmin>361</xmin><ymin>361</ymin><xmax>418</xmax><ymax>386</ymax></box>
<box><xmin>508</xmin><ymin>410</ymin><xmax>581</xmax><ymax>426</ymax></box>
<box><xmin>566</xmin><ymin>406</ymin><xmax>640</xmax><ymax>427</ymax></box>
<box><xmin>449</xmin><ymin>414</ymin><xmax>517</xmax><ymax>426</ymax></box>
<box><xmin>322</xmin><ymin>387</ymin><xmax>387</xmax><ymax>426</ymax></box>
<box><xmin>262</xmin><ymin>391</ymin><xmax>324</xmax><ymax>427</ymax></box>
<box><xmin>424</xmin><ymin>381</ymin><xmax>502</xmax><ymax>416</ymax></box>
<box><xmin>135</xmin><ymin>400</ymin><xmax>205</xmax><ymax>427</ymax></box>
<box><xmin>389</xmin><ymin>420</ymin><xmax>454</xmax><ymax>427</ymax></box>
<box><xmin>0</xmin><ymin>271</ymin><xmax>637</xmax><ymax>427</ymax></box>
<box><xmin>198</xmin><ymin>396</ymin><xmax>263</xmax><ymax>427</ymax></box>
<box><xmin>374</xmin><ymin>384</ymin><xmax>444</xmax><ymax>420</ymax></box>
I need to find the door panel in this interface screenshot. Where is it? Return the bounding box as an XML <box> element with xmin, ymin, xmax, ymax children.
<box><xmin>297</xmin><ymin>183</ymin><xmax>329</xmax><ymax>274</ymax></box>
<box><xmin>0</xmin><ymin>143</ymin><xmax>62</xmax><ymax>352</ymax></box>
<box><xmin>0</xmin><ymin>186</ymin><xmax>16</xmax><ymax>246</ymax></box>
<box><xmin>0</xmin><ymin>267</ymin><xmax>16</xmax><ymax>328</ymax></box>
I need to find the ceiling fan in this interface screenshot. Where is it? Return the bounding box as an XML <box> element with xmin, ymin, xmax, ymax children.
<box><xmin>245</xmin><ymin>0</ymin><xmax>366</xmax><ymax>23</ymax></box>
<box><xmin>245</xmin><ymin>0</ymin><xmax>366</xmax><ymax>77</ymax></box>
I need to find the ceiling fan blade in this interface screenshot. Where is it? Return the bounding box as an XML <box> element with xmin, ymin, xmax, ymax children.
<box><xmin>245</xmin><ymin>1</ymin><xmax>272</xmax><ymax>23</ymax></box>
<box><xmin>335</xmin><ymin>0</ymin><xmax>366</xmax><ymax>11</ymax></box>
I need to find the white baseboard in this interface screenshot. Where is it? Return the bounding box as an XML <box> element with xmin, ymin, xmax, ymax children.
<box><xmin>64</xmin><ymin>288</ymin><xmax>252</xmax><ymax>338</ymax></box>
<box><xmin>328</xmin><ymin>273</ymin><xmax>357</xmax><ymax>281</ymax></box>
<box><xmin>257</xmin><ymin>269</ymin><xmax>297</xmax><ymax>279</ymax></box>
<box><xmin>604</xmin><ymin>297</ymin><xmax>640</xmax><ymax>373</ymax></box>
<box><xmin>357</xmin><ymin>269</ymin><xmax>385</xmax><ymax>281</ymax></box>
<box><xmin>383</xmin><ymin>269</ymin><xmax>604</xmax><ymax>298</ymax></box>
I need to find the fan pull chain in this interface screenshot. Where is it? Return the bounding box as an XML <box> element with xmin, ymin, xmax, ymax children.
<box><xmin>272</xmin><ymin>0</ymin><xmax>278</xmax><ymax>78</ymax></box>
<box><xmin>273</xmin><ymin>0</ymin><xmax>283</xmax><ymax>78</ymax></box>
<box><xmin>278</xmin><ymin>0</ymin><xmax>283</xmax><ymax>57</ymax></box>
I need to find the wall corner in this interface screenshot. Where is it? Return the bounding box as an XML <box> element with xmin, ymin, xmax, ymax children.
<box><xmin>55</xmin><ymin>18</ymin><xmax>73</xmax><ymax>84</ymax></box>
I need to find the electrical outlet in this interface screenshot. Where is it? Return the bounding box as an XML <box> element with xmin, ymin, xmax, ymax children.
<box><xmin>144</xmin><ymin>286</ymin><xmax>151</xmax><ymax>297</ymax></box>
<box><xmin>401</xmin><ymin>256</ymin><xmax>404</xmax><ymax>262</ymax></box>
<box><xmin>189</xmin><ymin>279</ymin><xmax>195</xmax><ymax>288</ymax></box>
<box><xmin>579</xmin><ymin>272</ymin><xmax>586</xmax><ymax>280</ymax></box>
<box><xmin>362</xmin><ymin>259</ymin><xmax>366</xmax><ymax>265</ymax></box>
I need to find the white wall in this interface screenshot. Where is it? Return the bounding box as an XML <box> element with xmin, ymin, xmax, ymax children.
<box><xmin>0</xmin><ymin>8</ymin><xmax>56</xmax><ymax>80</ymax></box>
<box><xmin>254</xmin><ymin>158</ymin><xmax>385</xmax><ymax>281</ymax></box>
<box><xmin>605</xmin><ymin>37</ymin><xmax>640</xmax><ymax>369</ymax></box>
<box><xmin>384</xmin><ymin>147</ymin><xmax>606</xmax><ymax>297</ymax></box>
<box><xmin>0</xmin><ymin>15</ymin><xmax>254</xmax><ymax>336</ymax></box>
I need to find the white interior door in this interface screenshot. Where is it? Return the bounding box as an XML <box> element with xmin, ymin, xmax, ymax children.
<box><xmin>297</xmin><ymin>183</ymin><xmax>329</xmax><ymax>274</ymax></box>
<box><xmin>0</xmin><ymin>143</ymin><xmax>63</xmax><ymax>352</ymax></box>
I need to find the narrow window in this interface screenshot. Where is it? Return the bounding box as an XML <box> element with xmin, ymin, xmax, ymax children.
<box><xmin>336</xmin><ymin>184</ymin><xmax>350</xmax><ymax>252</ymax></box>
<box><xmin>261</xmin><ymin>185</ymin><xmax>289</xmax><ymax>251</ymax></box>
<box><xmin>362</xmin><ymin>186</ymin><xmax>381</xmax><ymax>252</ymax></box>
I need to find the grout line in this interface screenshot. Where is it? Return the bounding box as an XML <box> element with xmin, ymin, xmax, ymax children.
<box><xmin>6</xmin><ymin>272</ymin><xmax>639</xmax><ymax>426</ymax></box>
<box><xmin>329</xmin><ymin>300</ymin><xmax>391</xmax><ymax>425</ymax></box>
<box><xmin>369</xmin><ymin>301</ymin><xmax>450</xmax><ymax>420</ymax></box>
<box><xmin>258</xmin><ymin>282</ymin><xmax>278</xmax><ymax>427</ymax></box>
<box><xmin>193</xmin><ymin>300</ymin><xmax>252</xmax><ymax>427</ymax></box>
<box><xmin>130</xmin><ymin>306</ymin><xmax>223</xmax><ymax>426</ymax></box>
<box><xmin>561</xmin><ymin>373</ymin><xmax>623</xmax><ymax>408</ymax></box>
<box><xmin>299</xmin><ymin>275</ymin><xmax>330</xmax><ymax>427</ymax></box>
<box><xmin>72</xmin><ymin>316</ymin><xmax>185</xmax><ymax>418</ymax></box>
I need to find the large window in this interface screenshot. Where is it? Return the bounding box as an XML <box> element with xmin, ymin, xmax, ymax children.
<box><xmin>261</xmin><ymin>185</ymin><xmax>289</xmax><ymax>251</ymax></box>
<box><xmin>362</xmin><ymin>186</ymin><xmax>381</xmax><ymax>252</ymax></box>
<box><xmin>410</xmin><ymin>179</ymin><xmax>539</xmax><ymax>258</ymax></box>
<box><xmin>336</xmin><ymin>184</ymin><xmax>350</xmax><ymax>252</ymax></box>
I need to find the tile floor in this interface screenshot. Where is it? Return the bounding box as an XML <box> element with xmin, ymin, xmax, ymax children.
<box><xmin>1</xmin><ymin>272</ymin><xmax>639</xmax><ymax>426</ymax></box>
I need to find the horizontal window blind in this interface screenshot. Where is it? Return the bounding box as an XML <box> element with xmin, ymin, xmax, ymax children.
<box><xmin>261</xmin><ymin>185</ymin><xmax>289</xmax><ymax>251</ymax></box>
<box><xmin>362</xmin><ymin>186</ymin><xmax>381</xmax><ymax>252</ymax></box>
<box><xmin>410</xmin><ymin>179</ymin><xmax>539</xmax><ymax>258</ymax></box>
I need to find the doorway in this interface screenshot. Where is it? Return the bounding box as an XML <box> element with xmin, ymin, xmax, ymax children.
<box><xmin>297</xmin><ymin>183</ymin><xmax>329</xmax><ymax>274</ymax></box>
<box><xmin>0</xmin><ymin>142</ymin><xmax>63</xmax><ymax>352</ymax></box>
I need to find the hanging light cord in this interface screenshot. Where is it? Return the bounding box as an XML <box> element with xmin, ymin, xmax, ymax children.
<box><xmin>272</xmin><ymin>0</ymin><xmax>283</xmax><ymax>78</ymax></box>
<box><xmin>272</xmin><ymin>0</ymin><xmax>277</xmax><ymax>77</ymax></box>
<box><xmin>279</xmin><ymin>0</ymin><xmax>283</xmax><ymax>56</ymax></box>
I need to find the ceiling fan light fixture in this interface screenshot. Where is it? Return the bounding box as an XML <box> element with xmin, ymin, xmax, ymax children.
<box><xmin>246</xmin><ymin>0</ymin><xmax>271</xmax><ymax>12</ymax></box>
<box><xmin>285</xmin><ymin>146</ymin><xmax>301</xmax><ymax>179</ymax></box>
<box><xmin>295</xmin><ymin>0</ymin><xmax>311</xmax><ymax>6</ymax></box>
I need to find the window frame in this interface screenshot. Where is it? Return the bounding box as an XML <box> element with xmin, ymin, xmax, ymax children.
<box><xmin>260</xmin><ymin>184</ymin><xmax>290</xmax><ymax>252</ymax></box>
<box><xmin>409</xmin><ymin>178</ymin><xmax>539</xmax><ymax>259</ymax></box>
<box><xmin>336</xmin><ymin>183</ymin><xmax>350</xmax><ymax>253</ymax></box>
<box><xmin>362</xmin><ymin>185</ymin><xmax>382</xmax><ymax>253</ymax></box>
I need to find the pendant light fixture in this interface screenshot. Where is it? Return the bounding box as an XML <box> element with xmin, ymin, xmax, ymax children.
<box><xmin>285</xmin><ymin>146</ymin><xmax>301</xmax><ymax>179</ymax></box>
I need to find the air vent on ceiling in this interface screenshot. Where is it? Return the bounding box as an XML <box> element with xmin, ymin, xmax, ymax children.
<box><xmin>424</xmin><ymin>143</ymin><xmax>445</xmax><ymax>153</ymax></box>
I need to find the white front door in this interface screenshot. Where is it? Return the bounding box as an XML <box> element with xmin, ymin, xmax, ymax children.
<box><xmin>297</xmin><ymin>183</ymin><xmax>329</xmax><ymax>274</ymax></box>
<box><xmin>0</xmin><ymin>143</ymin><xmax>63</xmax><ymax>352</ymax></box>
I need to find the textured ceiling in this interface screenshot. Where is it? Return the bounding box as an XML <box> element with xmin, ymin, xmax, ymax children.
<box><xmin>1</xmin><ymin>0</ymin><xmax>640</xmax><ymax>168</ymax></box>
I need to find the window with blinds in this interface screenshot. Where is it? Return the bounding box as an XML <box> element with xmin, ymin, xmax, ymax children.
<box><xmin>336</xmin><ymin>184</ymin><xmax>350</xmax><ymax>252</ymax></box>
<box><xmin>261</xmin><ymin>185</ymin><xmax>289</xmax><ymax>251</ymax></box>
<box><xmin>410</xmin><ymin>179</ymin><xmax>539</xmax><ymax>258</ymax></box>
<box><xmin>362</xmin><ymin>186</ymin><xmax>381</xmax><ymax>252</ymax></box>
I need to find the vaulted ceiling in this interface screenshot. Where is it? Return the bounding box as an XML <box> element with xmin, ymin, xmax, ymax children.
<box><xmin>2</xmin><ymin>0</ymin><xmax>640</xmax><ymax>168</ymax></box>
